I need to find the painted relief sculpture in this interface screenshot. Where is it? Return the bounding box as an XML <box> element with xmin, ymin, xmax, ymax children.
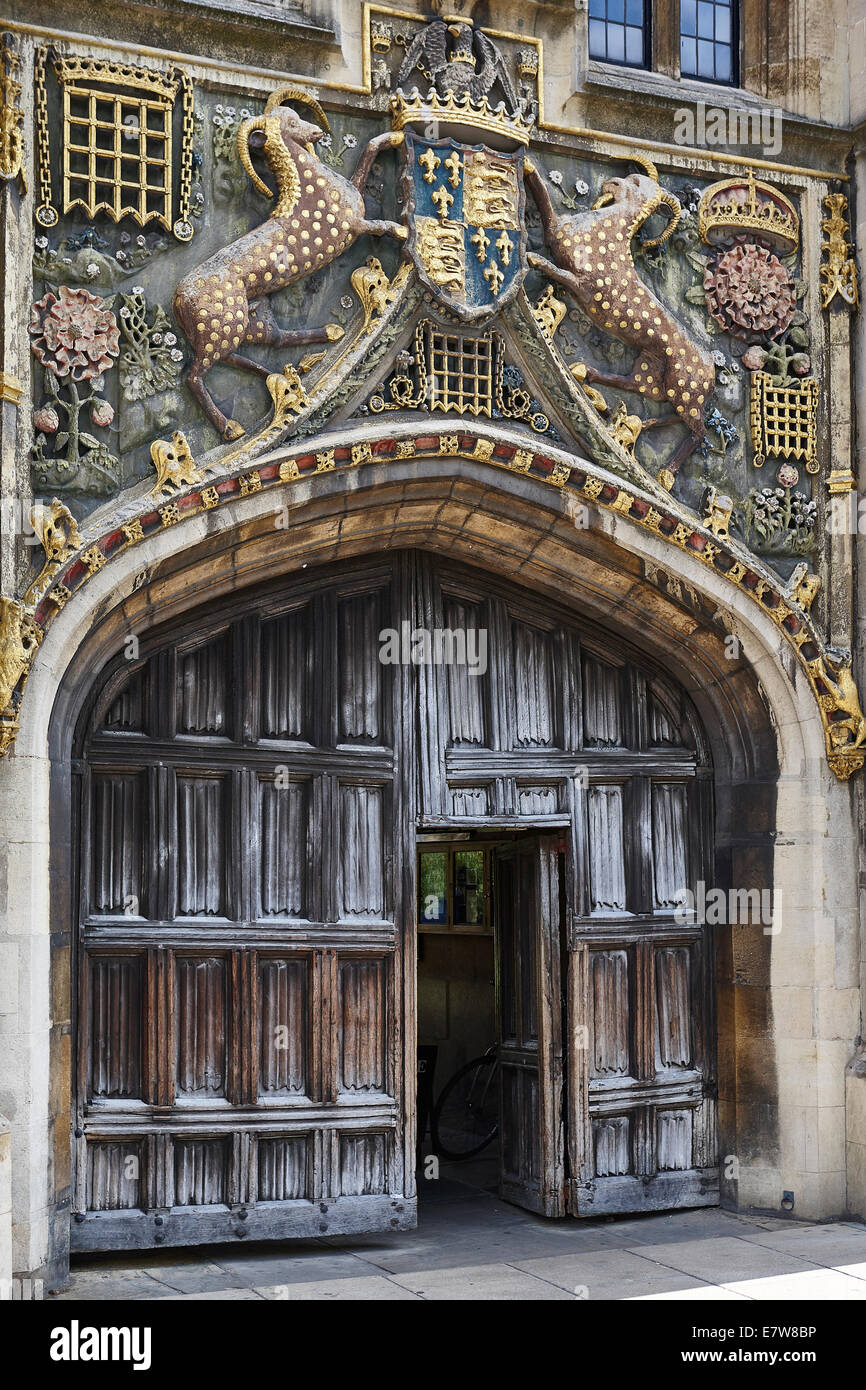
<box><xmin>525</xmin><ymin>158</ymin><xmax>714</xmax><ymax>487</ymax></box>
<box><xmin>3</xmin><ymin>13</ymin><xmax>865</xmax><ymax>778</ymax></box>
<box><xmin>174</xmin><ymin>88</ymin><xmax>406</xmax><ymax>440</ymax></box>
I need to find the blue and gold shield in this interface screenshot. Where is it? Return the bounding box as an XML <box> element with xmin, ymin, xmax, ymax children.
<box><xmin>402</xmin><ymin>133</ymin><xmax>526</xmax><ymax>322</ymax></box>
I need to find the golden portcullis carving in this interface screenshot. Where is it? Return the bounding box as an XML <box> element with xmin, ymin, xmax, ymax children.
<box><xmin>750</xmin><ymin>372</ymin><xmax>818</xmax><ymax>473</ymax></box>
<box><xmin>34</xmin><ymin>48</ymin><xmax>196</xmax><ymax>239</ymax></box>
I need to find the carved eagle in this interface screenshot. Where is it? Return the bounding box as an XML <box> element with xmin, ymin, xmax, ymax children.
<box><xmin>396</xmin><ymin>20</ymin><xmax>520</xmax><ymax>109</ymax></box>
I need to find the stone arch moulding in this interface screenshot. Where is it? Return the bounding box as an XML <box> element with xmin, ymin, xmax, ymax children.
<box><xmin>2</xmin><ymin>268</ymin><xmax>864</xmax><ymax>781</ymax></box>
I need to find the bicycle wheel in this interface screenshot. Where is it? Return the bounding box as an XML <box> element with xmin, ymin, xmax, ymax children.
<box><xmin>431</xmin><ymin>1053</ymin><xmax>499</xmax><ymax>1160</ymax></box>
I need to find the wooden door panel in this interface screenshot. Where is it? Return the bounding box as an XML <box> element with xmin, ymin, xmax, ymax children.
<box><xmin>257</xmin><ymin>957</ymin><xmax>309</xmax><ymax>1097</ymax></box>
<box><xmin>257</xmin><ymin>778</ymin><xmax>309</xmax><ymax>919</ymax></box>
<box><xmin>86</xmin><ymin>955</ymin><xmax>144</xmax><ymax>1100</ymax></box>
<box><xmin>74</xmin><ymin>565</ymin><xmax>415</xmax><ymax>1252</ymax></box>
<box><xmin>494</xmin><ymin>838</ymin><xmax>565</xmax><ymax>1218</ymax></box>
<box><xmin>338</xmin><ymin>958</ymin><xmax>388</xmax><ymax>1095</ymax></box>
<box><xmin>174</xmin><ymin>957</ymin><xmax>228</xmax><ymax>1099</ymax></box>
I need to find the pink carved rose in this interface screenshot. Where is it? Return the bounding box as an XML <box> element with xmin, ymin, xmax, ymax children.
<box><xmin>90</xmin><ymin>400</ymin><xmax>115</xmax><ymax>428</ymax></box>
<box><xmin>29</xmin><ymin>285</ymin><xmax>120</xmax><ymax>382</ymax></box>
<box><xmin>33</xmin><ymin>405</ymin><xmax>59</xmax><ymax>434</ymax></box>
<box><xmin>741</xmin><ymin>345</ymin><xmax>768</xmax><ymax>371</ymax></box>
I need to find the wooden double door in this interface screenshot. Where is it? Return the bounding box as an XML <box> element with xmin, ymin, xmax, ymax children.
<box><xmin>72</xmin><ymin>552</ymin><xmax>717</xmax><ymax>1250</ymax></box>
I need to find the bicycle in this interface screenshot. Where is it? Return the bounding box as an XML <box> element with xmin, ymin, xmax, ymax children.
<box><xmin>430</xmin><ymin>1045</ymin><xmax>499</xmax><ymax>1160</ymax></box>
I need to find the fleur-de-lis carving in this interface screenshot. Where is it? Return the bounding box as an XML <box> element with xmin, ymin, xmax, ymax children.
<box><xmin>418</xmin><ymin>148</ymin><xmax>440</xmax><ymax>184</ymax></box>
<box><xmin>471</xmin><ymin>227</ymin><xmax>490</xmax><ymax>262</ymax></box>
<box><xmin>496</xmin><ymin>230</ymin><xmax>514</xmax><ymax>266</ymax></box>
<box><xmin>444</xmin><ymin>151</ymin><xmax>462</xmax><ymax>188</ymax></box>
<box><xmin>483</xmin><ymin>260</ymin><xmax>504</xmax><ymax>296</ymax></box>
<box><xmin>431</xmin><ymin>184</ymin><xmax>454</xmax><ymax>220</ymax></box>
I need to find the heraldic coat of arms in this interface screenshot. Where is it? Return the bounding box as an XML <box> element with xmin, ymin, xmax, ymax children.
<box><xmin>392</xmin><ymin>19</ymin><xmax>533</xmax><ymax>323</ymax></box>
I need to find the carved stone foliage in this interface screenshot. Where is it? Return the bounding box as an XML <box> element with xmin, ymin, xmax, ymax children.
<box><xmin>820</xmin><ymin>193</ymin><xmax>860</xmax><ymax>312</ymax></box>
<box><xmin>29</xmin><ymin>286</ymin><xmax>121</xmax><ymax>495</ymax></box>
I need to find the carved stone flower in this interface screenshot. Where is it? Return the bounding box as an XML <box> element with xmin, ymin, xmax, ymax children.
<box><xmin>33</xmin><ymin>405</ymin><xmax>59</xmax><ymax>434</ymax></box>
<box><xmin>29</xmin><ymin>286</ymin><xmax>120</xmax><ymax>381</ymax></box>
<box><xmin>704</xmin><ymin>238</ymin><xmax>796</xmax><ymax>342</ymax></box>
<box><xmin>90</xmin><ymin>400</ymin><xmax>114</xmax><ymax>428</ymax></box>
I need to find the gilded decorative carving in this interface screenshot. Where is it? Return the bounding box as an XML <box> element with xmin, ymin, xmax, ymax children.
<box><xmin>786</xmin><ymin>562</ymin><xmax>821</xmax><ymax>614</ymax></box>
<box><xmin>0</xmin><ymin>371</ymin><xmax>22</xmax><ymax>405</ymax></box>
<box><xmin>697</xmin><ymin>172</ymin><xmax>799</xmax><ymax>254</ymax></box>
<box><xmin>149</xmin><ymin>430</ymin><xmax>204</xmax><ymax>496</ymax></box>
<box><xmin>809</xmin><ymin>656</ymin><xmax>866</xmax><ymax>779</ymax></box>
<box><xmin>23</xmin><ymin>499</ymin><xmax>83</xmax><ymax>606</ymax></box>
<box><xmin>750</xmin><ymin>372</ymin><xmax>818</xmax><ymax>472</ymax></box>
<box><xmin>350</xmin><ymin>257</ymin><xmax>411</xmax><ymax>335</ymax></box>
<box><xmin>34</xmin><ymin>49</ymin><xmax>196</xmax><ymax>239</ymax></box>
<box><xmin>0</xmin><ymin>597</ymin><xmax>43</xmax><ymax>752</ymax></box>
<box><xmin>701</xmin><ymin>485</ymin><xmax>733</xmax><ymax>540</ymax></box>
<box><xmin>819</xmin><ymin>193</ymin><xmax>860</xmax><ymax>312</ymax></box>
<box><xmin>0</xmin><ymin>33</ymin><xmax>26</xmax><ymax>193</ymax></box>
<box><xmin>609</xmin><ymin>402</ymin><xmax>643</xmax><ymax>461</ymax></box>
<box><xmin>532</xmin><ymin>284</ymin><xmax>567</xmax><ymax>340</ymax></box>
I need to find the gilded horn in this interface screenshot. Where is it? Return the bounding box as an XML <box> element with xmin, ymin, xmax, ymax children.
<box><xmin>264</xmin><ymin>85</ymin><xmax>330</xmax><ymax>129</ymax></box>
<box><xmin>264</xmin><ymin>85</ymin><xmax>330</xmax><ymax>153</ymax></box>
<box><xmin>237</xmin><ymin>115</ymin><xmax>277</xmax><ymax>198</ymax></box>
<box><xmin>641</xmin><ymin>190</ymin><xmax>682</xmax><ymax>248</ymax></box>
<box><xmin>591</xmin><ymin>153</ymin><xmax>662</xmax><ymax>209</ymax></box>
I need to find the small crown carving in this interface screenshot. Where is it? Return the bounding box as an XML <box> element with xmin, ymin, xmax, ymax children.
<box><xmin>390</xmin><ymin>88</ymin><xmax>534</xmax><ymax>148</ymax></box>
<box><xmin>698</xmin><ymin>170</ymin><xmax>799</xmax><ymax>254</ymax></box>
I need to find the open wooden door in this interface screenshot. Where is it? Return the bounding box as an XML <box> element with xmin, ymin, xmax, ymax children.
<box><xmin>492</xmin><ymin>837</ymin><xmax>566</xmax><ymax>1217</ymax></box>
<box><xmin>565</xmin><ymin>777</ymin><xmax>718</xmax><ymax>1216</ymax></box>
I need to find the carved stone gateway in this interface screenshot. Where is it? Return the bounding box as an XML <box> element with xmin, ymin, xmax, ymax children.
<box><xmin>2</xmin><ymin>5</ymin><xmax>866</xmax><ymax>1279</ymax></box>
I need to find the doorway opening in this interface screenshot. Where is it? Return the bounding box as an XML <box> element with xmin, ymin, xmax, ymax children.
<box><xmin>416</xmin><ymin>830</ymin><xmax>568</xmax><ymax>1218</ymax></box>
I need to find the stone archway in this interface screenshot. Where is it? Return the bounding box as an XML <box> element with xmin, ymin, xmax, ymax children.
<box><xmin>0</xmin><ymin>454</ymin><xmax>854</xmax><ymax>1284</ymax></box>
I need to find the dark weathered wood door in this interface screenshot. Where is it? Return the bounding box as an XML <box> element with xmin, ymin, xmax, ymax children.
<box><xmin>493</xmin><ymin>837</ymin><xmax>566</xmax><ymax>1217</ymax></box>
<box><xmin>565</xmin><ymin>776</ymin><xmax>718</xmax><ymax>1216</ymax></box>
<box><xmin>72</xmin><ymin>559</ymin><xmax>416</xmax><ymax>1250</ymax></box>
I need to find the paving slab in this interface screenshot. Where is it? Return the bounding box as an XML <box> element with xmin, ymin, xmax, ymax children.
<box><xmin>733</xmin><ymin>1223</ymin><xmax>866</xmax><ymax>1269</ymax></box>
<box><xmin>626</xmin><ymin>1234</ymin><xmax>832</xmax><ymax>1284</ymax></box>
<box><xmin>254</xmin><ymin>1276</ymin><xmax>420</xmax><ymax>1300</ymax></box>
<box><xmin>388</xmin><ymin>1262</ymin><xmax>577</xmax><ymax>1299</ymax></box>
<box><xmin>513</xmin><ymin>1249</ymin><xmax>716</xmax><ymax>1299</ymax></box>
<box><xmin>723</xmin><ymin>1268</ymin><xmax>866</xmax><ymax>1300</ymax></box>
<box><xmin>153</xmin><ymin>1288</ymin><xmax>265</xmax><ymax>1300</ymax></box>
<box><xmin>631</xmin><ymin>1286</ymin><xmax>752</xmax><ymax>1300</ymax></box>
<box><xmin>605</xmin><ymin>1210</ymin><xmax>773</xmax><ymax>1248</ymax></box>
<box><xmin>209</xmin><ymin>1249</ymin><xmax>375</xmax><ymax>1286</ymax></box>
<box><xmin>51</xmin><ymin>1268</ymin><xmax>177</xmax><ymax>1301</ymax></box>
<box><xmin>132</xmin><ymin>1260</ymin><xmax>251</xmax><ymax>1295</ymax></box>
